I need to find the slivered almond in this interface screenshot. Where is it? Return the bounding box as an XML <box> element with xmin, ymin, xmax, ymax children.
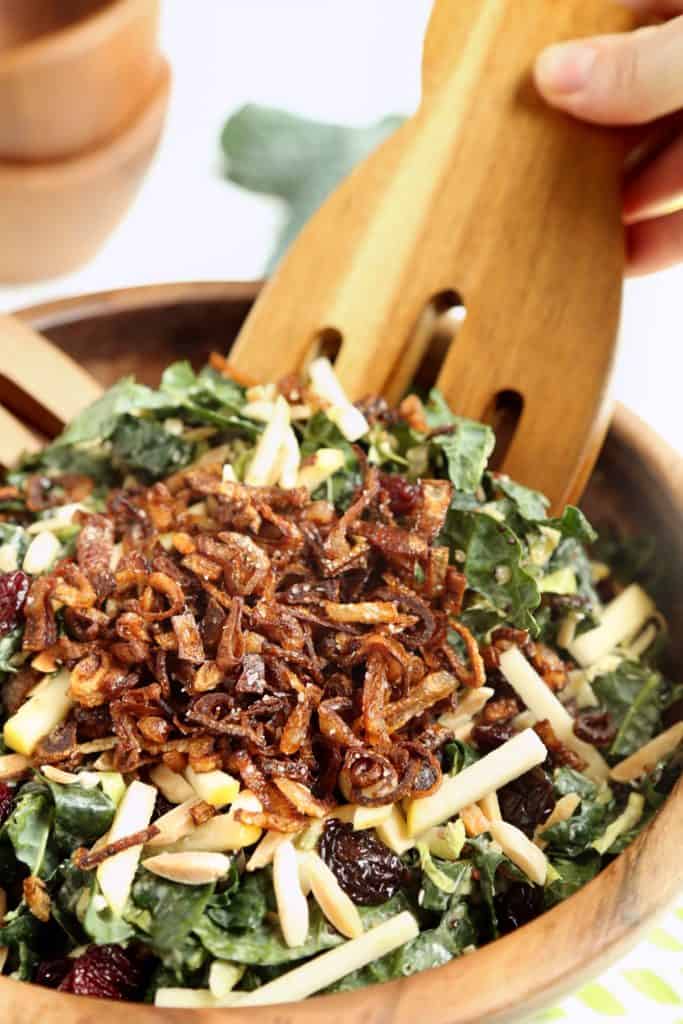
<box><xmin>145</xmin><ymin>798</ymin><xmax>204</xmax><ymax>848</ymax></box>
<box><xmin>478</xmin><ymin>790</ymin><xmax>502</xmax><ymax>822</ymax></box>
<box><xmin>273</xmin><ymin>840</ymin><xmax>309</xmax><ymax>948</ymax></box>
<box><xmin>76</xmin><ymin>736</ymin><xmax>118</xmax><ymax>754</ymax></box>
<box><xmin>302</xmin><ymin>852</ymin><xmax>363</xmax><ymax>939</ymax></box>
<box><xmin>31</xmin><ymin>651</ymin><xmax>60</xmax><ymax>673</ymax></box>
<box><xmin>92</xmin><ymin>751</ymin><xmax>116</xmax><ymax>771</ymax></box>
<box><xmin>488</xmin><ymin>820</ymin><xmax>548</xmax><ymax>885</ymax></box>
<box><xmin>143</xmin><ymin>852</ymin><xmax>233</xmax><ymax>885</ymax></box>
<box><xmin>460</xmin><ymin>804</ymin><xmax>490</xmax><ymax>837</ymax></box>
<box><xmin>0</xmin><ymin>753</ymin><xmax>30</xmax><ymax>780</ymax></box>
<box><xmin>610</xmin><ymin>722</ymin><xmax>683</xmax><ymax>783</ymax></box>
<box><xmin>41</xmin><ymin>765</ymin><xmax>100</xmax><ymax>788</ymax></box>
<box><xmin>246</xmin><ymin>831</ymin><xmax>290</xmax><ymax>871</ymax></box>
<box><xmin>273</xmin><ymin>778</ymin><xmax>328</xmax><ymax>818</ymax></box>
<box><xmin>150</xmin><ymin>763</ymin><xmax>196</xmax><ymax>804</ymax></box>
<box><xmin>536</xmin><ymin>793</ymin><xmax>581</xmax><ymax>850</ymax></box>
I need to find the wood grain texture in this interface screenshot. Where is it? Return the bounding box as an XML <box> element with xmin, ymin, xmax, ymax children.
<box><xmin>3</xmin><ymin>280</ymin><xmax>680</xmax><ymax>1024</ymax></box>
<box><xmin>0</xmin><ymin>0</ymin><xmax>161</xmax><ymax>162</ymax></box>
<box><xmin>229</xmin><ymin>0</ymin><xmax>634</xmax><ymax>511</ymax></box>
<box><xmin>0</xmin><ymin>58</ymin><xmax>170</xmax><ymax>283</ymax></box>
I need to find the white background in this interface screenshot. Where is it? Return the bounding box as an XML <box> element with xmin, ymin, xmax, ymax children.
<box><xmin>0</xmin><ymin>0</ymin><xmax>681</xmax><ymax>453</ymax></box>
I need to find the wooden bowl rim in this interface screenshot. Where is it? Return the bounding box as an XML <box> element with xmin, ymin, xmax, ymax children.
<box><xmin>0</xmin><ymin>0</ymin><xmax>155</xmax><ymax>74</ymax></box>
<box><xmin>3</xmin><ymin>281</ymin><xmax>682</xmax><ymax>1024</ymax></box>
<box><xmin>0</xmin><ymin>59</ymin><xmax>170</xmax><ymax>185</ymax></box>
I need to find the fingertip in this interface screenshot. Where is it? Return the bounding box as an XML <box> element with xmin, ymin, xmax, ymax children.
<box><xmin>534</xmin><ymin>43</ymin><xmax>599</xmax><ymax>102</ymax></box>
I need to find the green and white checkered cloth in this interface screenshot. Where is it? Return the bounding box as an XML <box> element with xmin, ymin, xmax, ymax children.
<box><xmin>533</xmin><ymin>903</ymin><xmax>682</xmax><ymax>1022</ymax></box>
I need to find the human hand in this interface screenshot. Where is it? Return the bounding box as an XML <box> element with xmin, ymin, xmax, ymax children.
<box><xmin>534</xmin><ymin>1</ymin><xmax>683</xmax><ymax>276</ymax></box>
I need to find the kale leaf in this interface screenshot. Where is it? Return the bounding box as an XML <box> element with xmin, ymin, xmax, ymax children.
<box><xmin>46</xmin><ymin>780</ymin><xmax>116</xmax><ymax>853</ymax></box>
<box><xmin>443</xmin><ymin>740</ymin><xmax>480</xmax><ymax>776</ymax></box>
<box><xmin>540</xmin><ymin>798</ymin><xmax>608</xmax><ymax>857</ymax></box>
<box><xmin>205</xmin><ymin>870</ymin><xmax>267</xmax><ymax>932</ymax></box>
<box><xmin>592</xmin><ymin>661</ymin><xmax>663</xmax><ymax>759</ymax></box>
<box><xmin>51</xmin><ymin>378</ymin><xmax>170</xmax><ymax>448</ymax></box>
<box><xmin>5</xmin><ymin>784</ymin><xmax>55</xmax><ymax>877</ymax></box>
<box><xmin>195</xmin><ymin>901</ymin><xmax>343</xmax><ymax>966</ymax></box>
<box><xmin>545</xmin><ymin>852</ymin><xmax>601</xmax><ymax>907</ymax></box>
<box><xmin>110</xmin><ymin>416</ymin><xmax>195</xmax><ymax>480</ymax></box>
<box><xmin>440</xmin><ymin>509</ymin><xmax>540</xmax><ymax>632</ymax></box>
<box><xmin>466</xmin><ymin>835</ymin><xmax>524</xmax><ymax>938</ymax></box>
<box><xmin>0</xmin><ymin>627</ymin><xmax>22</xmax><ymax>675</ymax></box>
<box><xmin>130</xmin><ymin>869</ymin><xmax>215</xmax><ymax>955</ymax></box>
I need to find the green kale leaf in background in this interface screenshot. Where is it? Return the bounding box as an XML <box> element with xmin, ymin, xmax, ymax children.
<box><xmin>221</xmin><ymin>105</ymin><xmax>405</xmax><ymax>271</ymax></box>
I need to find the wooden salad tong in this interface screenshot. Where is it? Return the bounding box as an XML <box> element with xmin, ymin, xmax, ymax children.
<box><xmin>230</xmin><ymin>0</ymin><xmax>634</xmax><ymax>509</ymax></box>
<box><xmin>1</xmin><ymin>0</ymin><xmax>634</xmax><ymax>510</ymax></box>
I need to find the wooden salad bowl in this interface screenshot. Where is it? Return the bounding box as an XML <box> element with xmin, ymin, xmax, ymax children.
<box><xmin>4</xmin><ymin>281</ymin><xmax>682</xmax><ymax>1023</ymax></box>
<box><xmin>0</xmin><ymin>0</ymin><xmax>162</xmax><ymax>162</ymax></box>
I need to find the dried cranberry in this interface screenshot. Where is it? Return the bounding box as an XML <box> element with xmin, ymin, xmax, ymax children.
<box><xmin>498</xmin><ymin>766</ymin><xmax>555</xmax><ymax>838</ymax></box>
<box><xmin>35</xmin><ymin>958</ymin><xmax>73</xmax><ymax>989</ymax></box>
<box><xmin>319</xmin><ymin>818</ymin><xmax>406</xmax><ymax>906</ymax></box>
<box><xmin>0</xmin><ymin>782</ymin><xmax>14</xmax><ymax>825</ymax></box>
<box><xmin>494</xmin><ymin>883</ymin><xmax>545</xmax><ymax>934</ymax></box>
<box><xmin>379</xmin><ymin>473</ymin><xmax>421</xmax><ymax>517</ymax></box>
<box><xmin>0</xmin><ymin>570</ymin><xmax>29</xmax><ymax>637</ymax></box>
<box><xmin>59</xmin><ymin>945</ymin><xmax>142</xmax><ymax>1001</ymax></box>
<box><xmin>573</xmin><ymin>710</ymin><xmax>616</xmax><ymax>748</ymax></box>
<box><xmin>471</xmin><ymin>720</ymin><xmax>513</xmax><ymax>753</ymax></box>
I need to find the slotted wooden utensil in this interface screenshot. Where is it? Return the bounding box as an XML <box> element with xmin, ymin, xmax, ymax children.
<box><xmin>0</xmin><ymin>314</ymin><xmax>102</xmax><ymax>466</ymax></box>
<box><xmin>1</xmin><ymin>0</ymin><xmax>633</xmax><ymax>510</ymax></box>
<box><xmin>230</xmin><ymin>0</ymin><xmax>634</xmax><ymax>510</ymax></box>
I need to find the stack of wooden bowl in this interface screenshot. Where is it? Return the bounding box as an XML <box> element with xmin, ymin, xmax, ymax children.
<box><xmin>0</xmin><ymin>0</ymin><xmax>169</xmax><ymax>282</ymax></box>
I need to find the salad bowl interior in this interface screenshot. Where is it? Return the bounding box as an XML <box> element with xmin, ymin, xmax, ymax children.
<box><xmin>0</xmin><ymin>280</ymin><xmax>681</xmax><ymax>1024</ymax></box>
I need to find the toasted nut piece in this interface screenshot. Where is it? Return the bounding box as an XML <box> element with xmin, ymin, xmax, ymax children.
<box><xmin>273</xmin><ymin>839</ymin><xmax>309</xmax><ymax>948</ymax></box>
<box><xmin>145</xmin><ymin>798</ymin><xmax>204</xmax><ymax>848</ymax></box>
<box><xmin>535</xmin><ymin>793</ymin><xmax>581</xmax><ymax>850</ymax></box>
<box><xmin>610</xmin><ymin>722</ymin><xmax>683</xmax><ymax>783</ymax></box>
<box><xmin>478</xmin><ymin>790</ymin><xmax>502</xmax><ymax>822</ymax></box>
<box><xmin>246</xmin><ymin>830</ymin><xmax>290</xmax><ymax>872</ymax></box>
<box><xmin>460</xmin><ymin>804</ymin><xmax>490</xmax><ymax>837</ymax></box>
<box><xmin>0</xmin><ymin>753</ymin><xmax>30</xmax><ymax>780</ymax></box>
<box><xmin>149</xmin><ymin>764</ymin><xmax>196</xmax><ymax>804</ymax></box>
<box><xmin>41</xmin><ymin>765</ymin><xmax>100</xmax><ymax>788</ymax></box>
<box><xmin>302</xmin><ymin>852</ymin><xmax>363</xmax><ymax>939</ymax></box>
<box><xmin>143</xmin><ymin>852</ymin><xmax>233</xmax><ymax>885</ymax></box>
<box><xmin>23</xmin><ymin>876</ymin><xmax>50</xmax><ymax>922</ymax></box>
<box><xmin>273</xmin><ymin>778</ymin><xmax>329</xmax><ymax>818</ymax></box>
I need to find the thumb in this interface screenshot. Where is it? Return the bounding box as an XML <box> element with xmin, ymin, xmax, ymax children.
<box><xmin>534</xmin><ymin>17</ymin><xmax>683</xmax><ymax>125</ymax></box>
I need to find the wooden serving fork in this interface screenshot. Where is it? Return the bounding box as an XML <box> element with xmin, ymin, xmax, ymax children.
<box><xmin>230</xmin><ymin>0</ymin><xmax>634</xmax><ymax>510</ymax></box>
<box><xmin>1</xmin><ymin>1</ymin><xmax>634</xmax><ymax>511</ymax></box>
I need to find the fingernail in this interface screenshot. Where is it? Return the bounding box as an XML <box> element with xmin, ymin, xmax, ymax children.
<box><xmin>535</xmin><ymin>43</ymin><xmax>598</xmax><ymax>95</ymax></box>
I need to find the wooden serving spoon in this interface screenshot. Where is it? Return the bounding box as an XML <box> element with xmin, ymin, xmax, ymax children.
<box><xmin>1</xmin><ymin>0</ymin><xmax>634</xmax><ymax>511</ymax></box>
<box><xmin>0</xmin><ymin>314</ymin><xmax>102</xmax><ymax>466</ymax></box>
<box><xmin>230</xmin><ymin>0</ymin><xmax>634</xmax><ymax>510</ymax></box>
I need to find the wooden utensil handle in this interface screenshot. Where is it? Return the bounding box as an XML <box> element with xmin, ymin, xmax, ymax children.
<box><xmin>0</xmin><ymin>315</ymin><xmax>102</xmax><ymax>435</ymax></box>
